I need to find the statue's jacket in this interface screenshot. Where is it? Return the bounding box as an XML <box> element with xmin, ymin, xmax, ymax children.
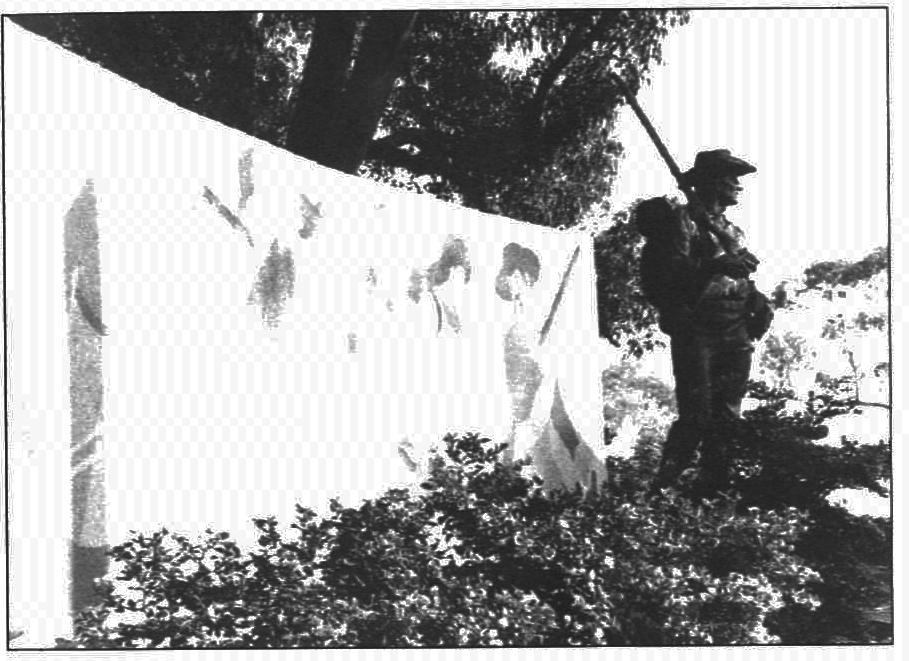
<box><xmin>638</xmin><ymin>197</ymin><xmax>756</xmax><ymax>343</ymax></box>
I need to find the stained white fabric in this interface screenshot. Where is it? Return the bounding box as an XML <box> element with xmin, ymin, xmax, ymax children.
<box><xmin>5</xmin><ymin>24</ymin><xmax>613</xmax><ymax>644</ymax></box>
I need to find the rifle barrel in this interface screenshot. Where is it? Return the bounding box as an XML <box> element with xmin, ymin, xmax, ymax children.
<box><xmin>610</xmin><ymin>74</ymin><xmax>760</xmax><ymax>268</ymax></box>
<box><xmin>610</xmin><ymin>74</ymin><xmax>694</xmax><ymax>200</ymax></box>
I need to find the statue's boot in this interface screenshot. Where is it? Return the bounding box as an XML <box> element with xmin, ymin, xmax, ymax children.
<box><xmin>695</xmin><ymin>416</ymin><xmax>747</xmax><ymax>494</ymax></box>
<box><xmin>651</xmin><ymin>420</ymin><xmax>701</xmax><ymax>491</ymax></box>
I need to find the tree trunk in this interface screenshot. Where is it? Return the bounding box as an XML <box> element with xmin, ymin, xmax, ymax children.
<box><xmin>286</xmin><ymin>11</ymin><xmax>417</xmax><ymax>175</ymax></box>
<box><xmin>285</xmin><ymin>12</ymin><xmax>360</xmax><ymax>163</ymax></box>
<box><xmin>324</xmin><ymin>11</ymin><xmax>418</xmax><ymax>174</ymax></box>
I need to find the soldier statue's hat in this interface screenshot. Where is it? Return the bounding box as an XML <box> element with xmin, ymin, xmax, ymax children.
<box><xmin>683</xmin><ymin>149</ymin><xmax>757</xmax><ymax>185</ymax></box>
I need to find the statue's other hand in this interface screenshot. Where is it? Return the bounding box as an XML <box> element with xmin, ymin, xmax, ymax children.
<box><xmin>739</xmin><ymin>249</ymin><xmax>760</xmax><ymax>272</ymax></box>
<box><xmin>706</xmin><ymin>254</ymin><xmax>750</xmax><ymax>279</ymax></box>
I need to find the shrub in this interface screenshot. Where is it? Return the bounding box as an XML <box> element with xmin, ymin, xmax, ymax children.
<box><xmin>732</xmin><ymin>384</ymin><xmax>892</xmax><ymax>645</ymax></box>
<box><xmin>60</xmin><ymin>433</ymin><xmax>820</xmax><ymax>648</ymax></box>
<box><xmin>608</xmin><ymin>381</ymin><xmax>892</xmax><ymax>644</ymax></box>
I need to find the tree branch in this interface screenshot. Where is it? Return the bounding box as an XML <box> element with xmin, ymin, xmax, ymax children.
<box><xmin>370</xmin><ymin>128</ymin><xmax>439</xmax><ymax>153</ymax></box>
<box><xmin>850</xmin><ymin>400</ymin><xmax>892</xmax><ymax>411</ymax></box>
<box><xmin>523</xmin><ymin>14</ymin><xmax>611</xmax><ymax>138</ymax></box>
<box><xmin>365</xmin><ymin>141</ymin><xmax>455</xmax><ymax>181</ymax></box>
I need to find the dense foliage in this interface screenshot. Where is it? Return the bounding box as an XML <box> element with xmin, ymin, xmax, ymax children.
<box><xmin>13</xmin><ymin>10</ymin><xmax>688</xmax><ymax>227</ymax></box>
<box><xmin>801</xmin><ymin>246</ymin><xmax>889</xmax><ymax>295</ymax></box>
<box><xmin>608</xmin><ymin>379</ymin><xmax>892</xmax><ymax>645</ymax></box>
<box><xmin>61</xmin><ymin>432</ymin><xmax>824</xmax><ymax>649</ymax></box>
<box><xmin>371</xmin><ymin>10</ymin><xmax>687</xmax><ymax>225</ymax></box>
<box><xmin>593</xmin><ymin>204</ymin><xmax>663</xmax><ymax>355</ymax></box>
<box><xmin>12</xmin><ymin>13</ymin><xmax>298</xmax><ymax>145</ymax></box>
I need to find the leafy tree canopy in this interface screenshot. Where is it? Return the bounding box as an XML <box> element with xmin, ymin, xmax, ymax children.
<box><xmin>13</xmin><ymin>10</ymin><xmax>689</xmax><ymax>227</ymax></box>
<box><xmin>802</xmin><ymin>246</ymin><xmax>889</xmax><ymax>294</ymax></box>
<box><xmin>593</xmin><ymin>203</ymin><xmax>662</xmax><ymax>356</ymax></box>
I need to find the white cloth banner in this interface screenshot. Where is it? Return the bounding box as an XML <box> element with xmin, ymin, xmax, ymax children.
<box><xmin>4</xmin><ymin>24</ymin><xmax>612</xmax><ymax>644</ymax></box>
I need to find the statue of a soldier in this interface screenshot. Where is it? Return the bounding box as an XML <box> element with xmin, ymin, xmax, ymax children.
<box><xmin>636</xmin><ymin>149</ymin><xmax>774</xmax><ymax>487</ymax></box>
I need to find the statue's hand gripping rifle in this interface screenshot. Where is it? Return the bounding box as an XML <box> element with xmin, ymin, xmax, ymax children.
<box><xmin>610</xmin><ymin>73</ymin><xmax>759</xmax><ymax>272</ymax></box>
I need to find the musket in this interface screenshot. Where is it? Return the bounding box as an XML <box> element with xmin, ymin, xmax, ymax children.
<box><xmin>609</xmin><ymin>73</ymin><xmax>704</xmax><ymax>225</ymax></box>
<box><xmin>610</xmin><ymin>75</ymin><xmax>693</xmax><ymax>196</ymax></box>
<box><xmin>609</xmin><ymin>73</ymin><xmax>759</xmax><ymax>270</ymax></box>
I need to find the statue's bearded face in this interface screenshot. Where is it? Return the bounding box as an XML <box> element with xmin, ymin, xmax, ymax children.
<box><xmin>713</xmin><ymin>175</ymin><xmax>743</xmax><ymax>207</ymax></box>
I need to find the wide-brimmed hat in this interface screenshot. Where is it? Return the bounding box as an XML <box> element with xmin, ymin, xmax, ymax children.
<box><xmin>683</xmin><ymin>149</ymin><xmax>756</xmax><ymax>185</ymax></box>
